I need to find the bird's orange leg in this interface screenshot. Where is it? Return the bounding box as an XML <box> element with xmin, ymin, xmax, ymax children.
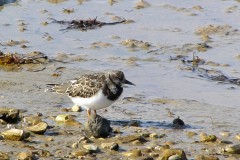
<box><xmin>87</xmin><ymin>109</ymin><xmax>91</xmax><ymax>117</ymax></box>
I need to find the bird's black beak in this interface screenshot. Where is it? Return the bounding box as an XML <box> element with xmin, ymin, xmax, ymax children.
<box><xmin>124</xmin><ymin>79</ymin><xmax>135</xmax><ymax>85</ymax></box>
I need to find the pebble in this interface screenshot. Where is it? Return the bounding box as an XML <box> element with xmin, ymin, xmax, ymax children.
<box><xmin>1</xmin><ymin>129</ymin><xmax>30</xmax><ymax>141</ymax></box>
<box><xmin>200</xmin><ymin>134</ymin><xmax>217</xmax><ymax>142</ymax></box>
<box><xmin>71</xmin><ymin>150</ymin><xmax>89</xmax><ymax>157</ymax></box>
<box><xmin>0</xmin><ymin>151</ymin><xmax>9</xmax><ymax>160</ymax></box>
<box><xmin>83</xmin><ymin>144</ymin><xmax>100</xmax><ymax>153</ymax></box>
<box><xmin>71</xmin><ymin>142</ymin><xmax>78</xmax><ymax>149</ymax></box>
<box><xmin>186</xmin><ymin>131</ymin><xmax>197</xmax><ymax>137</ymax></box>
<box><xmin>23</xmin><ymin>116</ymin><xmax>42</xmax><ymax>126</ymax></box>
<box><xmin>117</xmin><ymin>135</ymin><xmax>147</xmax><ymax>144</ymax></box>
<box><xmin>17</xmin><ymin>152</ymin><xmax>33</xmax><ymax>160</ymax></box>
<box><xmin>71</xmin><ymin>105</ymin><xmax>82</xmax><ymax>112</ymax></box>
<box><xmin>26</xmin><ymin>121</ymin><xmax>48</xmax><ymax>134</ymax></box>
<box><xmin>158</xmin><ymin>149</ymin><xmax>187</xmax><ymax>160</ymax></box>
<box><xmin>84</xmin><ymin>114</ymin><xmax>112</xmax><ymax>138</ymax></box>
<box><xmin>101</xmin><ymin>142</ymin><xmax>119</xmax><ymax>151</ymax></box>
<box><xmin>168</xmin><ymin>154</ymin><xmax>182</xmax><ymax>160</ymax></box>
<box><xmin>55</xmin><ymin>114</ymin><xmax>69</xmax><ymax>122</ymax></box>
<box><xmin>224</xmin><ymin>144</ymin><xmax>240</xmax><ymax>154</ymax></box>
<box><xmin>122</xmin><ymin>149</ymin><xmax>142</xmax><ymax>157</ymax></box>
<box><xmin>149</xmin><ymin>133</ymin><xmax>166</xmax><ymax>138</ymax></box>
<box><xmin>219</xmin><ymin>131</ymin><xmax>231</xmax><ymax>137</ymax></box>
<box><xmin>195</xmin><ymin>155</ymin><xmax>220</xmax><ymax>160</ymax></box>
<box><xmin>236</xmin><ymin>134</ymin><xmax>240</xmax><ymax>140</ymax></box>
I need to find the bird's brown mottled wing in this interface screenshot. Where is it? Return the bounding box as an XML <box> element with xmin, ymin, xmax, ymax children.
<box><xmin>66</xmin><ymin>73</ymin><xmax>106</xmax><ymax>98</ymax></box>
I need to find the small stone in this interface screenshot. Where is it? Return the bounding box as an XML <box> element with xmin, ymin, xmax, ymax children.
<box><xmin>127</xmin><ymin>120</ymin><xmax>141</xmax><ymax>127</ymax></box>
<box><xmin>84</xmin><ymin>114</ymin><xmax>112</xmax><ymax>138</ymax></box>
<box><xmin>71</xmin><ymin>142</ymin><xmax>78</xmax><ymax>149</ymax></box>
<box><xmin>186</xmin><ymin>131</ymin><xmax>197</xmax><ymax>137</ymax></box>
<box><xmin>200</xmin><ymin>134</ymin><xmax>217</xmax><ymax>142</ymax></box>
<box><xmin>71</xmin><ymin>105</ymin><xmax>82</xmax><ymax>112</ymax></box>
<box><xmin>0</xmin><ymin>108</ymin><xmax>20</xmax><ymax>123</ymax></box>
<box><xmin>172</xmin><ymin>117</ymin><xmax>185</xmax><ymax>128</ymax></box>
<box><xmin>132</xmin><ymin>140</ymin><xmax>142</xmax><ymax>145</ymax></box>
<box><xmin>135</xmin><ymin>0</ymin><xmax>150</xmax><ymax>9</ymax></box>
<box><xmin>140</xmin><ymin>133</ymin><xmax>150</xmax><ymax>137</ymax></box>
<box><xmin>160</xmin><ymin>149</ymin><xmax>187</xmax><ymax>160</ymax></box>
<box><xmin>23</xmin><ymin>116</ymin><xmax>42</xmax><ymax>126</ymax></box>
<box><xmin>71</xmin><ymin>150</ymin><xmax>89</xmax><ymax>157</ymax></box>
<box><xmin>17</xmin><ymin>152</ymin><xmax>33</xmax><ymax>160</ymax></box>
<box><xmin>83</xmin><ymin>144</ymin><xmax>100</xmax><ymax>153</ymax></box>
<box><xmin>55</xmin><ymin>114</ymin><xmax>69</xmax><ymax>122</ymax></box>
<box><xmin>123</xmin><ymin>149</ymin><xmax>142</xmax><ymax>157</ymax></box>
<box><xmin>46</xmin><ymin>137</ymin><xmax>54</xmax><ymax>141</ymax></box>
<box><xmin>26</xmin><ymin>121</ymin><xmax>48</xmax><ymax>134</ymax></box>
<box><xmin>101</xmin><ymin>142</ymin><xmax>119</xmax><ymax>151</ymax></box>
<box><xmin>195</xmin><ymin>154</ymin><xmax>220</xmax><ymax>160</ymax></box>
<box><xmin>236</xmin><ymin>134</ymin><xmax>240</xmax><ymax>140</ymax></box>
<box><xmin>219</xmin><ymin>131</ymin><xmax>231</xmax><ymax>137</ymax></box>
<box><xmin>117</xmin><ymin>135</ymin><xmax>147</xmax><ymax>144</ymax></box>
<box><xmin>168</xmin><ymin>154</ymin><xmax>182</xmax><ymax>160</ymax></box>
<box><xmin>224</xmin><ymin>144</ymin><xmax>240</xmax><ymax>154</ymax></box>
<box><xmin>1</xmin><ymin>129</ymin><xmax>30</xmax><ymax>141</ymax></box>
<box><xmin>149</xmin><ymin>133</ymin><xmax>165</xmax><ymax>139</ymax></box>
<box><xmin>0</xmin><ymin>151</ymin><xmax>9</xmax><ymax>160</ymax></box>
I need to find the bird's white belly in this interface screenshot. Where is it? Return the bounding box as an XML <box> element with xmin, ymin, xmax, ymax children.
<box><xmin>70</xmin><ymin>90</ymin><xmax>115</xmax><ymax>110</ymax></box>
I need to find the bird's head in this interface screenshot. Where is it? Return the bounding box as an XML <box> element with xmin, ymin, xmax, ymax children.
<box><xmin>107</xmin><ymin>70</ymin><xmax>135</xmax><ymax>86</ymax></box>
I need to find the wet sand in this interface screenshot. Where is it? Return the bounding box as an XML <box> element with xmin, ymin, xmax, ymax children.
<box><xmin>1</xmin><ymin>0</ymin><xmax>240</xmax><ymax>159</ymax></box>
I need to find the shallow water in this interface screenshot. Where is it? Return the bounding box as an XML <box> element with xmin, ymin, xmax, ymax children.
<box><xmin>1</xmin><ymin>0</ymin><xmax>240</xmax><ymax>158</ymax></box>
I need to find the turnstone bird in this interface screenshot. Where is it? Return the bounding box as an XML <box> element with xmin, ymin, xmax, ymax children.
<box><xmin>48</xmin><ymin>70</ymin><xmax>134</xmax><ymax>117</ymax></box>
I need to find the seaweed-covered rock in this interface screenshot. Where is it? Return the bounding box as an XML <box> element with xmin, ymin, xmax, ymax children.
<box><xmin>26</xmin><ymin>121</ymin><xmax>48</xmax><ymax>134</ymax></box>
<box><xmin>224</xmin><ymin>144</ymin><xmax>240</xmax><ymax>154</ymax></box>
<box><xmin>158</xmin><ymin>148</ymin><xmax>187</xmax><ymax>160</ymax></box>
<box><xmin>0</xmin><ymin>151</ymin><xmax>9</xmax><ymax>160</ymax></box>
<box><xmin>0</xmin><ymin>107</ymin><xmax>20</xmax><ymax>123</ymax></box>
<box><xmin>1</xmin><ymin>129</ymin><xmax>30</xmax><ymax>141</ymax></box>
<box><xmin>84</xmin><ymin>114</ymin><xmax>112</xmax><ymax>138</ymax></box>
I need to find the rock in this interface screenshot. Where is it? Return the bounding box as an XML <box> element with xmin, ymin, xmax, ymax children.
<box><xmin>127</xmin><ymin>120</ymin><xmax>141</xmax><ymax>127</ymax></box>
<box><xmin>71</xmin><ymin>142</ymin><xmax>78</xmax><ymax>149</ymax></box>
<box><xmin>71</xmin><ymin>150</ymin><xmax>89</xmax><ymax>157</ymax></box>
<box><xmin>186</xmin><ymin>131</ymin><xmax>197</xmax><ymax>137</ymax></box>
<box><xmin>83</xmin><ymin>144</ymin><xmax>100</xmax><ymax>153</ymax></box>
<box><xmin>224</xmin><ymin>144</ymin><xmax>240</xmax><ymax>154</ymax></box>
<box><xmin>168</xmin><ymin>155</ymin><xmax>182</xmax><ymax>160</ymax></box>
<box><xmin>55</xmin><ymin>114</ymin><xmax>69</xmax><ymax>122</ymax></box>
<box><xmin>219</xmin><ymin>131</ymin><xmax>230</xmax><ymax>137</ymax></box>
<box><xmin>71</xmin><ymin>105</ymin><xmax>82</xmax><ymax>112</ymax></box>
<box><xmin>159</xmin><ymin>148</ymin><xmax>187</xmax><ymax>160</ymax></box>
<box><xmin>23</xmin><ymin>116</ymin><xmax>42</xmax><ymax>126</ymax></box>
<box><xmin>172</xmin><ymin>117</ymin><xmax>185</xmax><ymax>128</ymax></box>
<box><xmin>17</xmin><ymin>152</ymin><xmax>34</xmax><ymax>160</ymax></box>
<box><xmin>0</xmin><ymin>107</ymin><xmax>20</xmax><ymax>123</ymax></box>
<box><xmin>236</xmin><ymin>134</ymin><xmax>240</xmax><ymax>140</ymax></box>
<box><xmin>1</xmin><ymin>129</ymin><xmax>30</xmax><ymax>141</ymax></box>
<box><xmin>149</xmin><ymin>133</ymin><xmax>166</xmax><ymax>139</ymax></box>
<box><xmin>26</xmin><ymin>121</ymin><xmax>48</xmax><ymax>134</ymax></box>
<box><xmin>200</xmin><ymin>134</ymin><xmax>217</xmax><ymax>142</ymax></box>
<box><xmin>195</xmin><ymin>154</ymin><xmax>220</xmax><ymax>160</ymax></box>
<box><xmin>101</xmin><ymin>142</ymin><xmax>119</xmax><ymax>151</ymax></box>
<box><xmin>117</xmin><ymin>135</ymin><xmax>147</xmax><ymax>144</ymax></box>
<box><xmin>84</xmin><ymin>114</ymin><xmax>112</xmax><ymax>138</ymax></box>
<box><xmin>134</xmin><ymin>0</ymin><xmax>150</xmax><ymax>9</ymax></box>
<box><xmin>0</xmin><ymin>151</ymin><xmax>9</xmax><ymax>160</ymax></box>
<box><xmin>123</xmin><ymin>149</ymin><xmax>142</xmax><ymax>158</ymax></box>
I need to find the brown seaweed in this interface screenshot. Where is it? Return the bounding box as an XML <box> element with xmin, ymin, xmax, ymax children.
<box><xmin>170</xmin><ymin>55</ymin><xmax>240</xmax><ymax>86</ymax></box>
<box><xmin>0</xmin><ymin>51</ymin><xmax>48</xmax><ymax>65</ymax></box>
<box><xmin>52</xmin><ymin>17</ymin><xmax>126</xmax><ymax>31</ymax></box>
